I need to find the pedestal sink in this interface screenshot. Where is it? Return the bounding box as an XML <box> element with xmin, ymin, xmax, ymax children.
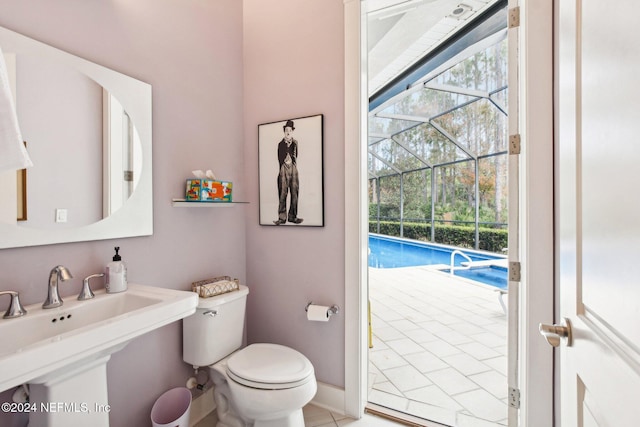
<box><xmin>0</xmin><ymin>284</ymin><xmax>198</xmax><ymax>427</ymax></box>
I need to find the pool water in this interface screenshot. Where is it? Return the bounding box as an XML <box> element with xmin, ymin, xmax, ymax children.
<box><xmin>368</xmin><ymin>234</ymin><xmax>507</xmax><ymax>289</ymax></box>
<box><xmin>445</xmin><ymin>266</ymin><xmax>508</xmax><ymax>290</ymax></box>
<box><xmin>368</xmin><ymin>234</ymin><xmax>501</xmax><ymax>268</ymax></box>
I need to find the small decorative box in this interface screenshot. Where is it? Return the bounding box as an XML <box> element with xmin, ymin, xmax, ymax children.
<box><xmin>192</xmin><ymin>276</ymin><xmax>240</xmax><ymax>298</ymax></box>
<box><xmin>186</xmin><ymin>179</ymin><xmax>233</xmax><ymax>202</ymax></box>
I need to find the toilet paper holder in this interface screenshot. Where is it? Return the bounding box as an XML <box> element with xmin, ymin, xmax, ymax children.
<box><xmin>305</xmin><ymin>302</ymin><xmax>340</xmax><ymax>318</ymax></box>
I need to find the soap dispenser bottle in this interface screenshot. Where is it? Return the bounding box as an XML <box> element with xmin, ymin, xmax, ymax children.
<box><xmin>106</xmin><ymin>247</ymin><xmax>127</xmax><ymax>293</ymax></box>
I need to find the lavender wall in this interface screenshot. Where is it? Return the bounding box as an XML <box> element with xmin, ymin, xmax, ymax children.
<box><xmin>242</xmin><ymin>0</ymin><xmax>346</xmax><ymax>387</ymax></box>
<box><xmin>0</xmin><ymin>1</ymin><xmax>246</xmax><ymax>426</ymax></box>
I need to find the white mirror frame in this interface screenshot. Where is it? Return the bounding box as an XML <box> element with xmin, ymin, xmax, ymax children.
<box><xmin>0</xmin><ymin>25</ymin><xmax>152</xmax><ymax>249</ymax></box>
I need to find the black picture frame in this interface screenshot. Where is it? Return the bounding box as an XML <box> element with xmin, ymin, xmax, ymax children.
<box><xmin>258</xmin><ymin>114</ymin><xmax>324</xmax><ymax>227</ymax></box>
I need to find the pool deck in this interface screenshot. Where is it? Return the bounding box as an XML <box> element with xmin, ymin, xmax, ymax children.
<box><xmin>368</xmin><ymin>266</ymin><xmax>508</xmax><ymax>427</ymax></box>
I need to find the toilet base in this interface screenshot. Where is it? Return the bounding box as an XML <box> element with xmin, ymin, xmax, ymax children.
<box><xmin>212</xmin><ymin>380</ymin><xmax>308</xmax><ymax>427</ymax></box>
<box><xmin>209</xmin><ymin>359</ymin><xmax>313</xmax><ymax>427</ymax></box>
<box><xmin>214</xmin><ymin>392</ymin><xmax>305</xmax><ymax>427</ymax></box>
<box><xmin>216</xmin><ymin>410</ymin><xmax>304</xmax><ymax>427</ymax></box>
<box><xmin>253</xmin><ymin>409</ymin><xmax>304</xmax><ymax>427</ymax></box>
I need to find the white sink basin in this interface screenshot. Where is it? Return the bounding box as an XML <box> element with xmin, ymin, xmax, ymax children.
<box><xmin>0</xmin><ymin>283</ymin><xmax>197</xmax><ymax>393</ymax></box>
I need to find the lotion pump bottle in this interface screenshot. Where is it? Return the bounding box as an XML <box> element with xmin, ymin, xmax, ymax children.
<box><xmin>106</xmin><ymin>246</ymin><xmax>128</xmax><ymax>293</ymax></box>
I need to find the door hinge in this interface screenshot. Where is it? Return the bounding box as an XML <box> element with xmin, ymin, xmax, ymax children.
<box><xmin>509</xmin><ymin>134</ymin><xmax>521</xmax><ymax>155</ymax></box>
<box><xmin>509</xmin><ymin>387</ymin><xmax>521</xmax><ymax>409</ymax></box>
<box><xmin>508</xmin><ymin>6</ymin><xmax>520</xmax><ymax>29</ymax></box>
<box><xmin>509</xmin><ymin>261</ymin><xmax>521</xmax><ymax>282</ymax></box>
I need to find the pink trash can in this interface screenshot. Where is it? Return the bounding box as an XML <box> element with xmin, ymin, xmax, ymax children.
<box><xmin>150</xmin><ymin>387</ymin><xmax>192</xmax><ymax>427</ymax></box>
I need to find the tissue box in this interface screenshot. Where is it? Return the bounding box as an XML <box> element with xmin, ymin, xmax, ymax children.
<box><xmin>185</xmin><ymin>179</ymin><xmax>233</xmax><ymax>202</ymax></box>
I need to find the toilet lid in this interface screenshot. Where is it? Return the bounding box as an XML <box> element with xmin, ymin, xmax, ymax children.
<box><xmin>226</xmin><ymin>343</ymin><xmax>314</xmax><ymax>390</ymax></box>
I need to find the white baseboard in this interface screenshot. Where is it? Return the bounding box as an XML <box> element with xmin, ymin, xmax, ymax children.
<box><xmin>311</xmin><ymin>382</ymin><xmax>346</xmax><ymax>415</ymax></box>
<box><xmin>189</xmin><ymin>387</ymin><xmax>215</xmax><ymax>427</ymax></box>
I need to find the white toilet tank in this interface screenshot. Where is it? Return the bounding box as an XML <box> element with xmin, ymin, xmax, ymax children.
<box><xmin>183</xmin><ymin>285</ymin><xmax>249</xmax><ymax>368</ymax></box>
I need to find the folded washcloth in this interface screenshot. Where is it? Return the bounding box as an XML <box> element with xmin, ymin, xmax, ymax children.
<box><xmin>0</xmin><ymin>46</ymin><xmax>32</xmax><ymax>173</ymax></box>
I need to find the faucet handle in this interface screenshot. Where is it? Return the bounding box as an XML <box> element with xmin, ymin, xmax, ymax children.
<box><xmin>0</xmin><ymin>290</ymin><xmax>27</xmax><ymax>319</ymax></box>
<box><xmin>78</xmin><ymin>273</ymin><xmax>105</xmax><ymax>301</ymax></box>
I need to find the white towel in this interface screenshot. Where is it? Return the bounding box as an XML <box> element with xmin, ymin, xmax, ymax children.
<box><xmin>0</xmin><ymin>46</ymin><xmax>32</xmax><ymax>173</ymax></box>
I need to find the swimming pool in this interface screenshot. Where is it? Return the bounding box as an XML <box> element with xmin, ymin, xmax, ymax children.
<box><xmin>368</xmin><ymin>234</ymin><xmax>507</xmax><ymax>289</ymax></box>
<box><xmin>443</xmin><ymin>266</ymin><xmax>508</xmax><ymax>290</ymax></box>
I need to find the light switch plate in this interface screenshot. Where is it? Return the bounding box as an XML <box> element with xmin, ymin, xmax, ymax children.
<box><xmin>55</xmin><ymin>208</ymin><xmax>68</xmax><ymax>223</ymax></box>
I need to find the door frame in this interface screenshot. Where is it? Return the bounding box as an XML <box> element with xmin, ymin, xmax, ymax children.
<box><xmin>510</xmin><ymin>0</ymin><xmax>555</xmax><ymax>425</ymax></box>
<box><xmin>343</xmin><ymin>0</ymin><xmax>368</xmax><ymax>418</ymax></box>
<box><xmin>343</xmin><ymin>0</ymin><xmax>555</xmax><ymax>425</ymax></box>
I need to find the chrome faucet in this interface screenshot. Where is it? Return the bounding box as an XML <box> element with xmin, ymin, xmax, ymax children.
<box><xmin>78</xmin><ymin>273</ymin><xmax>104</xmax><ymax>301</ymax></box>
<box><xmin>0</xmin><ymin>291</ymin><xmax>27</xmax><ymax>319</ymax></box>
<box><xmin>43</xmin><ymin>265</ymin><xmax>73</xmax><ymax>309</ymax></box>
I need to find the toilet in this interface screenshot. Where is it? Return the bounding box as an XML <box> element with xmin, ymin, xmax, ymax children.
<box><xmin>183</xmin><ymin>285</ymin><xmax>317</xmax><ymax>427</ymax></box>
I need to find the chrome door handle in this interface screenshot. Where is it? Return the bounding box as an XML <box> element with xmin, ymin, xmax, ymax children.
<box><xmin>203</xmin><ymin>310</ymin><xmax>218</xmax><ymax>317</ymax></box>
<box><xmin>539</xmin><ymin>318</ymin><xmax>572</xmax><ymax>347</ymax></box>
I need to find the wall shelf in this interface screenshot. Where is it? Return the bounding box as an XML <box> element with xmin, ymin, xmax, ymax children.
<box><xmin>171</xmin><ymin>198</ymin><xmax>249</xmax><ymax>208</ymax></box>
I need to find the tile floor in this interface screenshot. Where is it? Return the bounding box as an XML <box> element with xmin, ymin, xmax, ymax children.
<box><xmin>368</xmin><ymin>266</ymin><xmax>508</xmax><ymax>427</ymax></box>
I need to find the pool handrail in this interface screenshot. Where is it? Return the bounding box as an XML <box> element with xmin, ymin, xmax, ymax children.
<box><xmin>450</xmin><ymin>249</ymin><xmax>473</xmax><ymax>275</ymax></box>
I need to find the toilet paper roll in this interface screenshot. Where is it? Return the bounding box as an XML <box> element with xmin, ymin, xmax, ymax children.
<box><xmin>307</xmin><ymin>304</ymin><xmax>330</xmax><ymax>322</ymax></box>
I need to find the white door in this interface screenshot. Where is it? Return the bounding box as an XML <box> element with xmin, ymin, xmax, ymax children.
<box><xmin>551</xmin><ymin>0</ymin><xmax>640</xmax><ymax>425</ymax></box>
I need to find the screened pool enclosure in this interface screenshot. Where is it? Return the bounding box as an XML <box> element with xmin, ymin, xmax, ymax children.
<box><xmin>368</xmin><ymin>14</ymin><xmax>508</xmax><ymax>254</ymax></box>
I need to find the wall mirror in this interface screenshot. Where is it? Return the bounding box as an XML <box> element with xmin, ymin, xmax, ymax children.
<box><xmin>0</xmin><ymin>25</ymin><xmax>152</xmax><ymax>249</ymax></box>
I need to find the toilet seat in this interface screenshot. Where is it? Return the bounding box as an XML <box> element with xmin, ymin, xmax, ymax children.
<box><xmin>226</xmin><ymin>343</ymin><xmax>314</xmax><ymax>390</ymax></box>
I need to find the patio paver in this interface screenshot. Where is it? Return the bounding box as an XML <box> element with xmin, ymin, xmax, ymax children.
<box><xmin>368</xmin><ymin>266</ymin><xmax>508</xmax><ymax>427</ymax></box>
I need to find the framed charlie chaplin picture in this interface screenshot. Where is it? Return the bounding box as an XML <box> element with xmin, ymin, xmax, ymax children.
<box><xmin>258</xmin><ymin>114</ymin><xmax>324</xmax><ymax>227</ymax></box>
